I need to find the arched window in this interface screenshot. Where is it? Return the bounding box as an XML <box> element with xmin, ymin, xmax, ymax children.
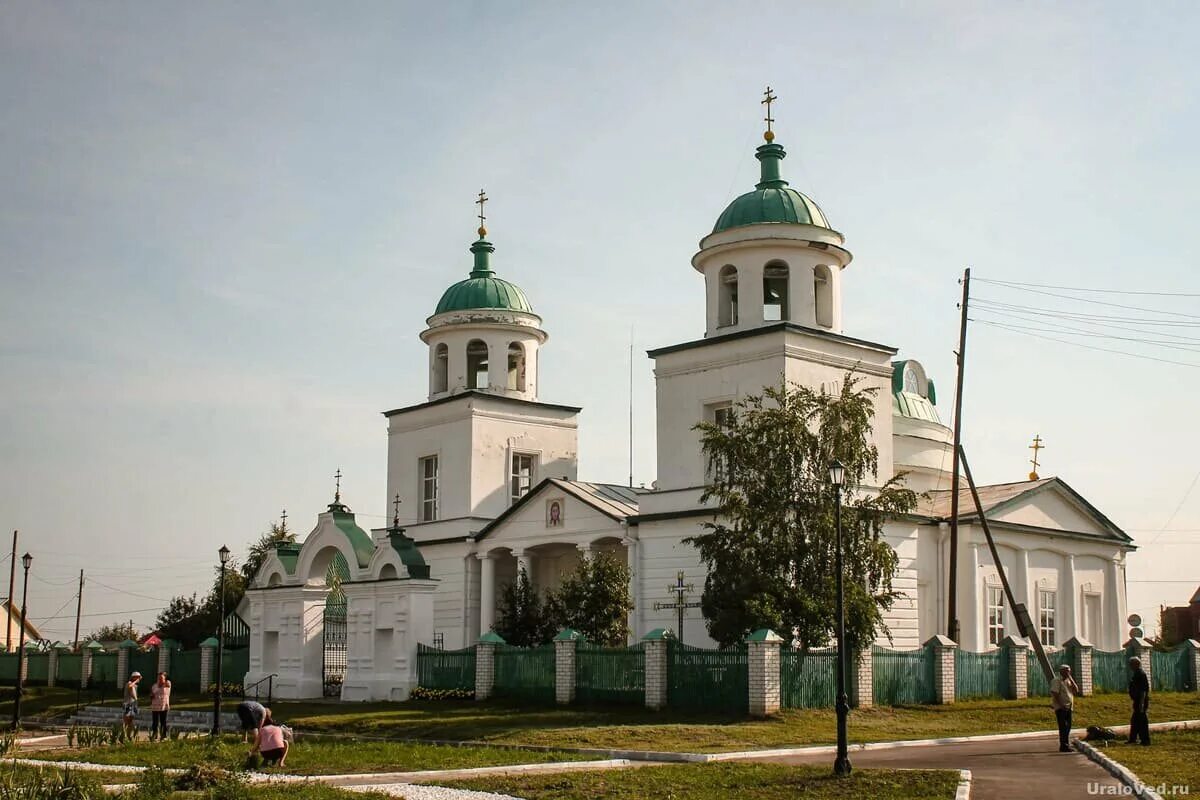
<box><xmin>467</xmin><ymin>340</ymin><xmax>489</xmax><ymax>389</ymax></box>
<box><xmin>763</xmin><ymin>262</ymin><xmax>789</xmax><ymax>322</ymax></box>
<box><xmin>433</xmin><ymin>343</ymin><xmax>448</xmax><ymax>394</ymax></box>
<box><xmin>814</xmin><ymin>265</ymin><xmax>833</xmax><ymax>328</ymax></box>
<box><xmin>717</xmin><ymin>265</ymin><xmax>739</xmax><ymax>327</ymax></box>
<box><xmin>379</xmin><ymin>563</ymin><xmax>398</xmax><ymax>580</ymax></box>
<box><xmin>507</xmin><ymin>342</ymin><xmax>526</xmax><ymax>391</ymax></box>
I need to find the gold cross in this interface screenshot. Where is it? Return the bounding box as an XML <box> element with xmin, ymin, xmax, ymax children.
<box><xmin>334</xmin><ymin>468</ymin><xmax>342</xmax><ymax>502</ymax></box>
<box><xmin>280</xmin><ymin>509</ymin><xmax>287</xmax><ymax>530</ymax></box>
<box><xmin>762</xmin><ymin>86</ymin><xmax>778</xmax><ymax>141</ymax></box>
<box><xmin>1028</xmin><ymin>435</ymin><xmax>1045</xmax><ymax>480</ymax></box>
<box><xmin>392</xmin><ymin>493</ymin><xmax>402</xmax><ymax>528</ymax></box>
<box><xmin>476</xmin><ymin>189</ymin><xmax>488</xmax><ymax>237</ymax></box>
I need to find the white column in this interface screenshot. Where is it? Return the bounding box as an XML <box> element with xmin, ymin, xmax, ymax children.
<box><xmin>1015</xmin><ymin>550</ymin><xmax>1031</xmax><ymax>616</ymax></box>
<box><xmin>623</xmin><ymin>536</ymin><xmax>639</xmax><ymax>642</ymax></box>
<box><xmin>964</xmin><ymin>542</ymin><xmax>982</xmax><ymax>650</ymax></box>
<box><xmin>1063</xmin><ymin>554</ymin><xmax>1079</xmax><ymax>643</ymax></box>
<box><xmin>1104</xmin><ymin>558</ymin><xmax>1121</xmax><ymax>651</ymax></box>
<box><xmin>478</xmin><ymin>554</ymin><xmax>496</xmax><ymax>634</ymax></box>
<box><xmin>576</xmin><ymin>543</ymin><xmax>592</xmax><ymax>561</ymax></box>
<box><xmin>513</xmin><ymin>548</ymin><xmax>534</xmax><ymax>582</ymax></box>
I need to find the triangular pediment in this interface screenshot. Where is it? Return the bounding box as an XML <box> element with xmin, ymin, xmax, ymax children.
<box><xmin>477</xmin><ymin>478</ymin><xmax>641</xmax><ymax>545</ymax></box>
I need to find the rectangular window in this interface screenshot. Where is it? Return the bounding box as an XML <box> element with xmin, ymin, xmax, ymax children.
<box><xmin>986</xmin><ymin>585</ymin><xmax>1005</xmax><ymax>646</ymax></box>
<box><xmin>419</xmin><ymin>455</ymin><xmax>439</xmax><ymax>521</ymax></box>
<box><xmin>709</xmin><ymin>404</ymin><xmax>734</xmax><ymax>483</ymax></box>
<box><xmin>1038</xmin><ymin>589</ymin><xmax>1057</xmax><ymax>647</ymax></box>
<box><xmin>510</xmin><ymin>452</ymin><xmax>535</xmax><ymax>504</ymax></box>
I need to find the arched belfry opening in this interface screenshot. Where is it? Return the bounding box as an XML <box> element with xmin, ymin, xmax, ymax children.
<box><xmin>467</xmin><ymin>340</ymin><xmax>489</xmax><ymax>390</ymax></box>
<box><xmin>718</xmin><ymin>265</ymin><xmax>739</xmax><ymax>327</ymax></box>
<box><xmin>814</xmin><ymin>265</ymin><xmax>833</xmax><ymax>328</ymax></box>
<box><xmin>507</xmin><ymin>342</ymin><xmax>526</xmax><ymax>391</ymax></box>
<box><xmin>763</xmin><ymin>262</ymin><xmax>789</xmax><ymax>322</ymax></box>
<box><xmin>433</xmin><ymin>343</ymin><xmax>448</xmax><ymax>394</ymax></box>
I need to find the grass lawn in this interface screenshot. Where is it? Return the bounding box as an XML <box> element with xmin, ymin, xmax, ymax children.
<box><xmin>445</xmin><ymin>762</ymin><xmax>960</xmax><ymax>799</ymax></box>
<box><xmin>1097</xmin><ymin>729</ymin><xmax>1200</xmax><ymax>793</ymax></box>
<box><xmin>0</xmin><ymin>761</ymin><xmax>140</xmax><ymax>786</ymax></box>
<box><xmin>23</xmin><ymin>735</ymin><xmax>588</xmax><ymax>775</ymax></box>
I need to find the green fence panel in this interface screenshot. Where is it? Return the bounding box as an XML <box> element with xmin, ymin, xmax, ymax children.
<box><xmin>955</xmin><ymin>649</ymin><xmax>1008</xmax><ymax>700</ymax></box>
<box><xmin>24</xmin><ymin>652</ymin><xmax>50</xmax><ymax>685</ymax></box>
<box><xmin>0</xmin><ymin>653</ymin><xmax>18</xmax><ymax>685</ymax></box>
<box><xmin>1092</xmin><ymin>650</ymin><xmax>1127</xmax><ymax>693</ymax></box>
<box><xmin>171</xmin><ymin>649</ymin><xmax>202</xmax><ymax>692</ymax></box>
<box><xmin>667</xmin><ymin>642</ymin><xmax>748</xmax><ymax>714</ymax></box>
<box><xmin>781</xmin><ymin>647</ymin><xmax>837</xmax><ymax>709</ymax></box>
<box><xmin>417</xmin><ymin>644</ymin><xmax>477</xmax><ymax>690</ymax></box>
<box><xmin>576</xmin><ymin>642</ymin><xmax>644</xmax><ymax>706</ymax></box>
<box><xmin>1026</xmin><ymin>649</ymin><xmax>1070</xmax><ymax>696</ymax></box>
<box><xmin>493</xmin><ymin>644</ymin><xmax>555</xmax><ymax>704</ymax></box>
<box><xmin>220</xmin><ymin>648</ymin><xmax>249</xmax><ymax>688</ymax></box>
<box><xmin>91</xmin><ymin>653</ymin><xmax>118</xmax><ymax>688</ymax></box>
<box><xmin>128</xmin><ymin>649</ymin><xmax>159</xmax><ymax>683</ymax></box>
<box><xmin>873</xmin><ymin>645</ymin><xmax>935</xmax><ymax>705</ymax></box>
<box><xmin>1152</xmin><ymin>646</ymin><xmax>1190</xmax><ymax>692</ymax></box>
<box><xmin>57</xmin><ymin>653</ymin><xmax>83</xmax><ymax>687</ymax></box>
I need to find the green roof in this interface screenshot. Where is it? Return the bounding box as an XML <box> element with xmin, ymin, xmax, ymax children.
<box><xmin>388</xmin><ymin>530</ymin><xmax>430</xmax><ymax>579</ymax></box>
<box><xmin>329</xmin><ymin>506</ymin><xmax>375</xmax><ymax>570</ymax></box>
<box><xmin>435</xmin><ymin>238</ymin><xmax>533</xmax><ymax>315</ymax></box>
<box><xmin>712</xmin><ymin>142</ymin><xmax>830</xmax><ymax>234</ymax></box>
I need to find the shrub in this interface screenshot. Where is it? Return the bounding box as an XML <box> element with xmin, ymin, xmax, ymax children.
<box><xmin>410</xmin><ymin>686</ymin><xmax>474</xmax><ymax>701</ymax></box>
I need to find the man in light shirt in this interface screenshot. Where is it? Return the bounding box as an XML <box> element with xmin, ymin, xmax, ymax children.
<box><xmin>1049</xmin><ymin>663</ymin><xmax>1080</xmax><ymax>752</ymax></box>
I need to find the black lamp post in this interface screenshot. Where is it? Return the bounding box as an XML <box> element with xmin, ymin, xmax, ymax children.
<box><xmin>829</xmin><ymin>460</ymin><xmax>851</xmax><ymax>777</ymax></box>
<box><xmin>11</xmin><ymin>552</ymin><xmax>32</xmax><ymax>731</ymax></box>
<box><xmin>211</xmin><ymin>544</ymin><xmax>230</xmax><ymax>737</ymax></box>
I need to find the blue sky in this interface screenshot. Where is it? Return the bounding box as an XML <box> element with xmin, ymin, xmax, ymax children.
<box><xmin>2</xmin><ymin>1</ymin><xmax>1198</xmax><ymax>640</ymax></box>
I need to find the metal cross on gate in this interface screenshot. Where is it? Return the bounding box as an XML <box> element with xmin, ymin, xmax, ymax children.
<box><xmin>653</xmin><ymin>570</ymin><xmax>701</xmax><ymax>644</ymax></box>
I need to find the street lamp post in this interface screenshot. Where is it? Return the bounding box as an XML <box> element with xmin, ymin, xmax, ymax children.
<box><xmin>211</xmin><ymin>545</ymin><xmax>230</xmax><ymax>737</ymax></box>
<box><xmin>828</xmin><ymin>460</ymin><xmax>851</xmax><ymax>777</ymax></box>
<box><xmin>11</xmin><ymin>552</ymin><xmax>32</xmax><ymax>731</ymax></box>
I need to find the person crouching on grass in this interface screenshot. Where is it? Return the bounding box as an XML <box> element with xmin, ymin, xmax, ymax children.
<box><xmin>122</xmin><ymin>671</ymin><xmax>142</xmax><ymax>740</ymax></box>
<box><xmin>1049</xmin><ymin>663</ymin><xmax>1080</xmax><ymax>753</ymax></box>
<box><xmin>251</xmin><ymin>709</ymin><xmax>288</xmax><ymax>768</ymax></box>
<box><xmin>236</xmin><ymin>698</ymin><xmax>266</xmax><ymax>743</ymax></box>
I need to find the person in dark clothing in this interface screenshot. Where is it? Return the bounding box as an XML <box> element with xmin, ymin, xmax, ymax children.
<box><xmin>236</xmin><ymin>699</ymin><xmax>267</xmax><ymax>743</ymax></box>
<box><xmin>1127</xmin><ymin>657</ymin><xmax>1151</xmax><ymax>745</ymax></box>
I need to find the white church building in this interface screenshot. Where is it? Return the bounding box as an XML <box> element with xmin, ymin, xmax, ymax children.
<box><xmin>246</xmin><ymin>112</ymin><xmax>1133</xmax><ymax>698</ymax></box>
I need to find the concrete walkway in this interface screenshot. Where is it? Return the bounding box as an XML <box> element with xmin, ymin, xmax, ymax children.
<box><xmin>762</xmin><ymin>732</ymin><xmax>1124</xmax><ymax>800</ymax></box>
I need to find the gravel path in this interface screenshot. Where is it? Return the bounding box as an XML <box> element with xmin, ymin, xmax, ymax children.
<box><xmin>345</xmin><ymin>785</ymin><xmax>522</xmax><ymax>800</ymax></box>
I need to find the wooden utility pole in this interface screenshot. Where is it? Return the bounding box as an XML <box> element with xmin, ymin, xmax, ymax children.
<box><xmin>947</xmin><ymin>269</ymin><xmax>970</xmax><ymax>643</ymax></box>
<box><xmin>5</xmin><ymin>530</ymin><xmax>15</xmax><ymax>652</ymax></box>
<box><xmin>73</xmin><ymin>570</ymin><xmax>84</xmax><ymax>651</ymax></box>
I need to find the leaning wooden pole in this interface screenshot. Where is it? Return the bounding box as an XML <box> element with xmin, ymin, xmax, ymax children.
<box><xmin>6</xmin><ymin>530</ymin><xmax>16</xmax><ymax>652</ymax></box>
<box><xmin>959</xmin><ymin>445</ymin><xmax>1054</xmax><ymax>682</ymax></box>
<box><xmin>947</xmin><ymin>268</ymin><xmax>970</xmax><ymax>642</ymax></box>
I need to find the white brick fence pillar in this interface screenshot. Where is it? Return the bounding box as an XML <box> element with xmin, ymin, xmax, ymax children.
<box><xmin>746</xmin><ymin>629</ymin><xmax>782</xmax><ymax>718</ymax></box>
<box><xmin>81</xmin><ymin>644</ymin><xmax>97</xmax><ymax>689</ymax></box>
<box><xmin>1065</xmin><ymin>637</ymin><xmax>1093</xmax><ymax>696</ymax></box>
<box><xmin>554</xmin><ymin>629</ymin><xmax>583</xmax><ymax>705</ymax></box>
<box><xmin>199</xmin><ymin>637</ymin><xmax>217</xmax><ymax>693</ymax></box>
<box><xmin>642</xmin><ymin>628</ymin><xmax>673</xmax><ymax>711</ymax></box>
<box><xmin>849</xmin><ymin>648</ymin><xmax>873</xmax><ymax>708</ymax></box>
<box><xmin>1001</xmin><ymin>635</ymin><xmax>1028</xmax><ymax>700</ymax></box>
<box><xmin>47</xmin><ymin>647</ymin><xmax>59</xmax><ymax>688</ymax></box>
<box><xmin>1185</xmin><ymin>640</ymin><xmax>1200</xmax><ymax>693</ymax></box>
<box><xmin>926</xmin><ymin>635</ymin><xmax>957</xmax><ymax>705</ymax></box>
<box><xmin>157</xmin><ymin>642</ymin><xmax>172</xmax><ymax>678</ymax></box>
<box><xmin>475</xmin><ymin>631</ymin><xmax>504</xmax><ymax>701</ymax></box>
<box><xmin>117</xmin><ymin>642</ymin><xmax>135</xmax><ymax>688</ymax></box>
<box><xmin>1125</xmin><ymin>637</ymin><xmax>1153</xmax><ymax>686</ymax></box>
<box><xmin>19</xmin><ymin>647</ymin><xmax>28</xmax><ymax>684</ymax></box>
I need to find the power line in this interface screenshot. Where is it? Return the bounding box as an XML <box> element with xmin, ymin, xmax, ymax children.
<box><xmin>974</xmin><ymin>298</ymin><xmax>1200</xmax><ymax>327</ymax></box>
<box><xmin>973</xmin><ymin>280</ymin><xmax>1200</xmax><ymax>318</ymax></box>
<box><xmin>87</xmin><ymin>578</ymin><xmax>171</xmax><ymax>603</ymax></box>
<box><xmin>972</xmin><ymin>302</ymin><xmax>1200</xmax><ymax>343</ymax></box>
<box><xmin>973</xmin><ymin>319</ymin><xmax>1200</xmax><ymax>369</ymax></box>
<box><xmin>970</xmin><ymin>311</ymin><xmax>1200</xmax><ymax>354</ymax></box>
<box><xmin>1141</xmin><ymin>469</ymin><xmax>1200</xmax><ymax>547</ymax></box>
<box><xmin>975</xmin><ymin>277</ymin><xmax>1200</xmax><ymax>298</ymax></box>
<box><xmin>36</xmin><ymin>605</ymin><xmax>160</xmax><ymax>622</ymax></box>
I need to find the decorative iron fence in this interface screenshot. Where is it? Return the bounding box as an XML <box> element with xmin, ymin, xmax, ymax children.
<box><xmin>1092</xmin><ymin>650</ymin><xmax>1127</xmax><ymax>693</ymax></box>
<box><xmin>667</xmin><ymin>642</ymin><xmax>748</xmax><ymax>713</ymax></box>
<box><xmin>1151</xmin><ymin>645</ymin><xmax>1191</xmax><ymax>692</ymax></box>
<box><xmin>873</xmin><ymin>644</ymin><xmax>936</xmax><ymax>705</ymax></box>
<box><xmin>417</xmin><ymin>644</ymin><xmax>476</xmax><ymax>690</ymax></box>
<box><xmin>575</xmin><ymin>642</ymin><xmax>645</xmax><ymax>705</ymax></box>
<box><xmin>781</xmin><ymin>647</ymin><xmax>837</xmax><ymax>709</ymax></box>
<box><xmin>955</xmin><ymin>648</ymin><xmax>1008</xmax><ymax>699</ymax></box>
<box><xmin>1027</xmin><ymin>648</ymin><xmax>1071</xmax><ymax>696</ymax></box>
<box><xmin>221</xmin><ymin>648</ymin><xmax>249</xmax><ymax>687</ymax></box>
<box><xmin>493</xmin><ymin>644</ymin><xmax>555</xmax><ymax>704</ymax></box>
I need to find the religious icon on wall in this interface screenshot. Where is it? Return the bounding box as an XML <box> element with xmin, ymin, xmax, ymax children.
<box><xmin>546</xmin><ymin>499</ymin><xmax>563</xmax><ymax>527</ymax></box>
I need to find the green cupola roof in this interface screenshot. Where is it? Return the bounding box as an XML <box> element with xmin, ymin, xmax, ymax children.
<box><xmin>434</xmin><ymin>236</ymin><xmax>534</xmax><ymax>316</ymax></box>
<box><xmin>712</xmin><ymin>140</ymin><xmax>831</xmax><ymax>234</ymax></box>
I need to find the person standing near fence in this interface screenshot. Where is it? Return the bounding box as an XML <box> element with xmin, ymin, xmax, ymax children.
<box><xmin>149</xmin><ymin>671</ymin><xmax>171</xmax><ymax>741</ymax></box>
<box><xmin>1049</xmin><ymin>664</ymin><xmax>1080</xmax><ymax>752</ymax></box>
<box><xmin>1127</xmin><ymin>657</ymin><xmax>1151</xmax><ymax>745</ymax></box>
<box><xmin>122</xmin><ymin>671</ymin><xmax>142</xmax><ymax>739</ymax></box>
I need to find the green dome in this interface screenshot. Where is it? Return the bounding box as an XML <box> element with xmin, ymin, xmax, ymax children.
<box><xmin>712</xmin><ymin>142</ymin><xmax>830</xmax><ymax>234</ymax></box>
<box><xmin>434</xmin><ymin>238</ymin><xmax>534</xmax><ymax>315</ymax></box>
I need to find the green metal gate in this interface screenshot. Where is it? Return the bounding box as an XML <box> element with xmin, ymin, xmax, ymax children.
<box><xmin>1027</xmin><ymin>649</ymin><xmax>1070</xmax><ymax>696</ymax></box>
<box><xmin>1152</xmin><ymin>645</ymin><xmax>1190</xmax><ymax>692</ymax></box>
<box><xmin>322</xmin><ymin>553</ymin><xmax>350</xmax><ymax>698</ymax></box>
<box><xmin>493</xmin><ymin>644</ymin><xmax>555</xmax><ymax>704</ymax></box>
<box><xmin>24</xmin><ymin>652</ymin><xmax>49</xmax><ymax>685</ymax></box>
<box><xmin>129</xmin><ymin>648</ymin><xmax>158</xmax><ymax>683</ymax></box>
<box><xmin>667</xmin><ymin>642</ymin><xmax>748</xmax><ymax>713</ymax></box>
<box><xmin>781</xmin><ymin>647</ymin><xmax>837</xmax><ymax>709</ymax></box>
<box><xmin>56</xmin><ymin>653</ymin><xmax>83</xmax><ymax>687</ymax></box>
<box><xmin>171</xmin><ymin>649</ymin><xmax>201</xmax><ymax>691</ymax></box>
<box><xmin>575</xmin><ymin>642</ymin><xmax>644</xmax><ymax>705</ymax></box>
<box><xmin>91</xmin><ymin>652</ymin><xmax>118</xmax><ymax>688</ymax></box>
<box><xmin>1092</xmin><ymin>650</ymin><xmax>1127</xmax><ymax>693</ymax></box>
<box><xmin>0</xmin><ymin>653</ymin><xmax>18</xmax><ymax>685</ymax></box>
<box><xmin>955</xmin><ymin>649</ymin><xmax>1008</xmax><ymax>699</ymax></box>
<box><xmin>873</xmin><ymin>644</ymin><xmax>935</xmax><ymax>705</ymax></box>
<box><xmin>417</xmin><ymin>644</ymin><xmax>476</xmax><ymax>690</ymax></box>
<box><xmin>222</xmin><ymin>648</ymin><xmax>249</xmax><ymax>690</ymax></box>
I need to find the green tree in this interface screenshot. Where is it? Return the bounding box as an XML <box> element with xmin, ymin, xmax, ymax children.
<box><xmin>552</xmin><ymin>551</ymin><xmax>634</xmax><ymax>646</ymax></box>
<box><xmin>85</xmin><ymin>621</ymin><xmax>140</xmax><ymax>643</ymax></box>
<box><xmin>688</xmin><ymin>375</ymin><xmax>917</xmax><ymax>651</ymax></box>
<box><xmin>242</xmin><ymin>520</ymin><xmax>296</xmax><ymax>584</ymax></box>
<box><xmin>494</xmin><ymin>566</ymin><xmax>556</xmax><ymax>647</ymax></box>
<box><xmin>153</xmin><ymin>594</ymin><xmax>209</xmax><ymax>649</ymax></box>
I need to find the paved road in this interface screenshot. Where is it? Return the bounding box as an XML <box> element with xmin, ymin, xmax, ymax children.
<box><xmin>762</xmin><ymin>733</ymin><xmax>1124</xmax><ymax>800</ymax></box>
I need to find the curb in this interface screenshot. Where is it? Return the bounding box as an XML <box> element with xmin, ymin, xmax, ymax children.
<box><xmin>956</xmin><ymin>769</ymin><xmax>972</xmax><ymax>800</ymax></box>
<box><xmin>1073</xmin><ymin>739</ymin><xmax>1164</xmax><ymax>800</ymax></box>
